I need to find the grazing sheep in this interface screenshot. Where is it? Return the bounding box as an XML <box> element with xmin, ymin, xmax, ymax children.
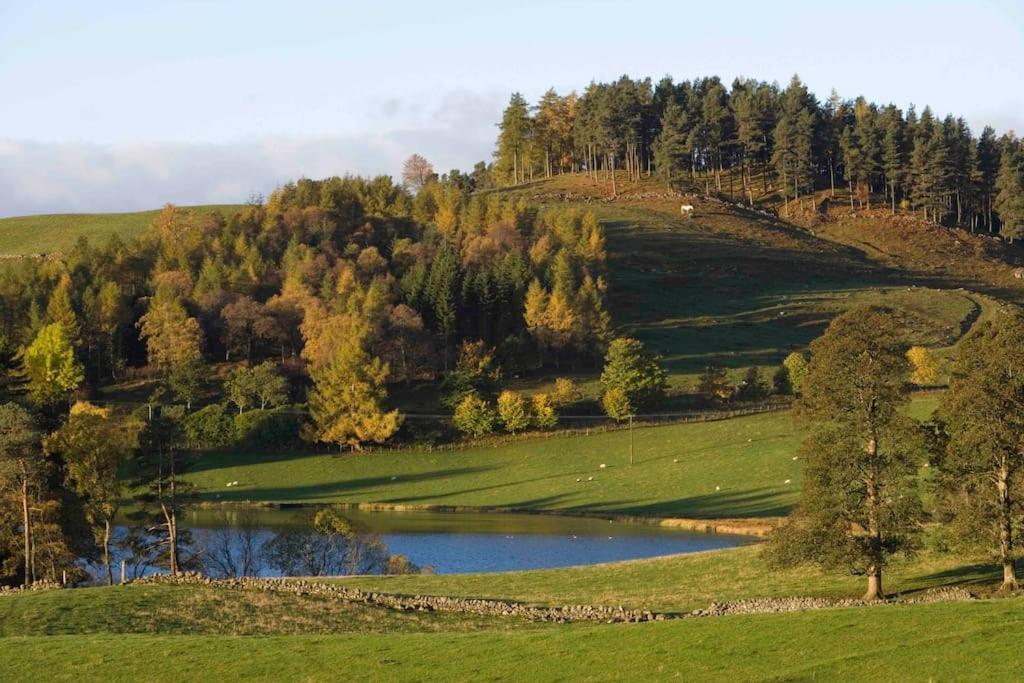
<box><xmin>680</xmin><ymin>204</ymin><xmax>695</xmax><ymax>216</ymax></box>
<box><xmin>599</xmin><ymin>463</ymin><xmax>606</xmax><ymax>469</ymax></box>
<box><xmin>784</xmin><ymin>479</ymin><xmax>792</xmax><ymax>484</ymax></box>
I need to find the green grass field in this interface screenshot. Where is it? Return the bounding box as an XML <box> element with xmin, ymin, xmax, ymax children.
<box><xmin>0</xmin><ymin>584</ymin><xmax>516</xmax><ymax>637</ymax></box>
<box><xmin>0</xmin><ymin>205</ymin><xmax>242</xmax><ymax>255</ymax></box>
<box><xmin>2</xmin><ymin>595</ymin><xmax>1021</xmax><ymax>681</ymax></box>
<box><xmin>184</xmin><ymin>399</ymin><xmax>936</xmax><ymax>519</ymax></box>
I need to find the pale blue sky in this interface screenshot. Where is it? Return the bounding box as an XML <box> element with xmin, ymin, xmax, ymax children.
<box><xmin>1</xmin><ymin>0</ymin><xmax>1022</xmax><ymax>215</ymax></box>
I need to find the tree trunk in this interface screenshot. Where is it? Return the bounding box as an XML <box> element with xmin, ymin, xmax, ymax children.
<box><xmin>21</xmin><ymin>478</ymin><xmax>31</xmax><ymax>587</ymax></box>
<box><xmin>863</xmin><ymin>435</ymin><xmax>885</xmax><ymax>601</ymax></box>
<box><xmin>103</xmin><ymin>519</ymin><xmax>113</xmax><ymax>586</ymax></box>
<box><xmin>609</xmin><ymin>155</ymin><xmax>617</xmax><ymax>198</ymax></box>
<box><xmin>997</xmin><ymin>466</ymin><xmax>1018</xmax><ymax>591</ymax></box>
<box><xmin>864</xmin><ymin>569</ymin><xmax>884</xmax><ymax>601</ymax></box>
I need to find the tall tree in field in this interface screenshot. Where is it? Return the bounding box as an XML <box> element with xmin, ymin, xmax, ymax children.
<box><xmin>995</xmin><ymin>136</ymin><xmax>1024</xmax><ymax>242</ymax></box>
<box><xmin>766</xmin><ymin>307</ymin><xmax>923</xmax><ymax>600</ymax></box>
<box><xmin>402</xmin><ymin>154</ymin><xmax>435</xmax><ymax>193</ymax></box>
<box><xmin>495</xmin><ymin>93</ymin><xmax>532</xmax><ymax>185</ymax></box>
<box><xmin>936</xmin><ymin>314</ymin><xmax>1024</xmax><ymax>590</ymax></box>
<box><xmin>49</xmin><ymin>402</ymin><xmax>141</xmax><ymax>585</ymax></box>
<box><xmin>0</xmin><ymin>403</ymin><xmax>43</xmax><ymax>586</ymax></box>
<box><xmin>599</xmin><ymin>337</ymin><xmax>668</xmax><ymax>412</ymax></box>
<box><xmin>19</xmin><ymin>323</ymin><xmax>84</xmax><ymax>407</ymax></box>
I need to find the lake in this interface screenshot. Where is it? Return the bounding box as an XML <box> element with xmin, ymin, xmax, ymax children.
<box><xmin>167</xmin><ymin>507</ymin><xmax>753</xmax><ymax>575</ymax></box>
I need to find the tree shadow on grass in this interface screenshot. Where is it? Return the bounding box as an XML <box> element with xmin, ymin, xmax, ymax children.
<box><xmin>190</xmin><ymin>466</ymin><xmax>500</xmax><ymax>503</ymax></box>
<box><xmin>899</xmin><ymin>562</ymin><xmax>1003</xmax><ymax>594</ymax></box>
<box><xmin>561</xmin><ymin>487</ymin><xmax>796</xmax><ymax>519</ymax></box>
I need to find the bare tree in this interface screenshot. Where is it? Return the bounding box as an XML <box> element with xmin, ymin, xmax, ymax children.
<box><xmin>402</xmin><ymin>154</ymin><xmax>435</xmax><ymax>192</ymax></box>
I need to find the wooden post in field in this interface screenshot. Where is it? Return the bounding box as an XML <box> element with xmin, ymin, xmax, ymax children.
<box><xmin>629</xmin><ymin>414</ymin><xmax>634</xmax><ymax>466</ymax></box>
<box><xmin>120</xmin><ymin>560</ymin><xmax>126</xmax><ymax>584</ymax></box>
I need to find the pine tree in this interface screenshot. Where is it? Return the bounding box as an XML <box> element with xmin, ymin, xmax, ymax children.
<box><xmin>653</xmin><ymin>100</ymin><xmax>690</xmax><ymax>189</ymax></box>
<box><xmin>977</xmin><ymin>127</ymin><xmax>1001</xmax><ymax>231</ymax></box>
<box><xmin>495</xmin><ymin>93</ymin><xmax>532</xmax><ymax>185</ymax></box>
<box><xmin>881</xmin><ymin>106</ymin><xmax>906</xmax><ymax>215</ymax></box>
<box><xmin>772</xmin><ymin>76</ymin><xmax>818</xmax><ymax>213</ymax></box>
<box><xmin>995</xmin><ymin>136</ymin><xmax>1024</xmax><ymax>242</ymax></box>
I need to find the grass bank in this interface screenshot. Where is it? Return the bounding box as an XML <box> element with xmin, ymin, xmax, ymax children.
<box><xmin>2</xmin><ymin>597</ymin><xmax>1021</xmax><ymax>681</ymax></box>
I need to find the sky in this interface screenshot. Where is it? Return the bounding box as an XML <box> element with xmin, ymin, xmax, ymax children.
<box><xmin>1</xmin><ymin>0</ymin><xmax>1022</xmax><ymax>217</ymax></box>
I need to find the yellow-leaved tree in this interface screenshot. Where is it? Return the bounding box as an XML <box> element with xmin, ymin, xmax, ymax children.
<box><xmin>906</xmin><ymin>346</ymin><xmax>939</xmax><ymax>386</ymax></box>
<box><xmin>302</xmin><ymin>307</ymin><xmax>399</xmax><ymax>451</ymax></box>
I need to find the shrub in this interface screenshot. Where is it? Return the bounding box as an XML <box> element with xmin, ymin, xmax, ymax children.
<box><xmin>736</xmin><ymin>367</ymin><xmax>767</xmax><ymax>401</ymax></box>
<box><xmin>698</xmin><ymin>365</ymin><xmax>734</xmax><ymax>402</ymax></box>
<box><xmin>906</xmin><ymin>346</ymin><xmax>938</xmax><ymax>386</ymax></box>
<box><xmin>531</xmin><ymin>392</ymin><xmax>558</xmax><ymax>429</ymax></box>
<box><xmin>184</xmin><ymin>403</ymin><xmax>235</xmax><ymax>449</ymax></box>
<box><xmin>233</xmin><ymin>406</ymin><xmax>302</xmax><ymax>448</ymax></box>
<box><xmin>453</xmin><ymin>392</ymin><xmax>497</xmax><ymax>437</ymax></box>
<box><xmin>783</xmin><ymin>352</ymin><xmax>809</xmax><ymax>394</ymax></box>
<box><xmin>551</xmin><ymin>377</ymin><xmax>582</xmax><ymax>407</ymax></box>
<box><xmin>601</xmin><ymin>386</ymin><xmax>633</xmax><ymax>421</ymax></box>
<box><xmin>497</xmin><ymin>390</ymin><xmax>531</xmax><ymax>433</ymax></box>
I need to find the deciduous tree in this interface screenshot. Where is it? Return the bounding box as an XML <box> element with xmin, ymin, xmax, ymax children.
<box><xmin>766</xmin><ymin>307</ymin><xmax>923</xmax><ymax>600</ymax></box>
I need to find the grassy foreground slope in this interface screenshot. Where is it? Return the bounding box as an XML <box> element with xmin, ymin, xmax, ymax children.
<box><xmin>338</xmin><ymin>542</ymin><xmax>994</xmax><ymax>612</ymax></box>
<box><xmin>2</xmin><ymin>598</ymin><xmax>1022</xmax><ymax>682</ymax></box>
<box><xmin>0</xmin><ymin>205</ymin><xmax>242</xmax><ymax>255</ymax></box>
<box><xmin>0</xmin><ymin>584</ymin><xmax>513</xmax><ymax>636</ymax></box>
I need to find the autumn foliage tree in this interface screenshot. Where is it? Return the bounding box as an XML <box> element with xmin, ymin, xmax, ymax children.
<box><xmin>19</xmin><ymin>323</ymin><xmax>84</xmax><ymax>407</ymax></box>
<box><xmin>402</xmin><ymin>154</ymin><xmax>435</xmax><ymax>193</ymax></box>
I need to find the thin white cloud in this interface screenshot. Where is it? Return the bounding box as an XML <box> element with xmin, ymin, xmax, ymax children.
<box><xmin>0</xmin><ymin>130</ymin><xmax>496</xmax><ymax>217</ymax></box>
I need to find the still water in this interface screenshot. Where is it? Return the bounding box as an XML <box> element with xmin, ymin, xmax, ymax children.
<box><xmin>174</xmin><ymin>507</ymin><xmax>752</xmax><ymax>574</ymax></box>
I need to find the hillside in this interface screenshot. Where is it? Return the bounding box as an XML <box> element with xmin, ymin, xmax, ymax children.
<box><xmin>0</xmin><ymin>204</ymin><xmax>243</xmax><ymax>256</ymax></box>
<box><xmin>500</xmin><ymin>174</ymin><xmax>1017</xmax><ymax>383</ymax></box>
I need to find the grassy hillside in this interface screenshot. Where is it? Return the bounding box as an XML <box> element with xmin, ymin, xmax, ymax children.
<box><xmin>509</xmin><ymin>174</ymin><xmax>1015</xmax><ymax>383</ymax></box>
<box><xmin>0</xmin><ymin>205</ymin><xmax>243</xmax><ymax>255</ymax></box>
<box><xmin>187</xmin><ymin>410</ymin><xmax>805</xmax><ymax>517</ymax></box>
<box><xmin>184</xmin><ymin>398</ymin><xmax>937</xmax><ymax>519</ymax></box>
<box><xmin>3</xmin><ymin>597</ymin><xmax>1022</xmax><ymax>681</ymax></box>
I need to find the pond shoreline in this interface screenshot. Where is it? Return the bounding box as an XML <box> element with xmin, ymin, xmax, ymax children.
<box><xmin>187</xmin><ymin>499</ymin><xmax>780</xmax><ymax>537</ymax></box>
